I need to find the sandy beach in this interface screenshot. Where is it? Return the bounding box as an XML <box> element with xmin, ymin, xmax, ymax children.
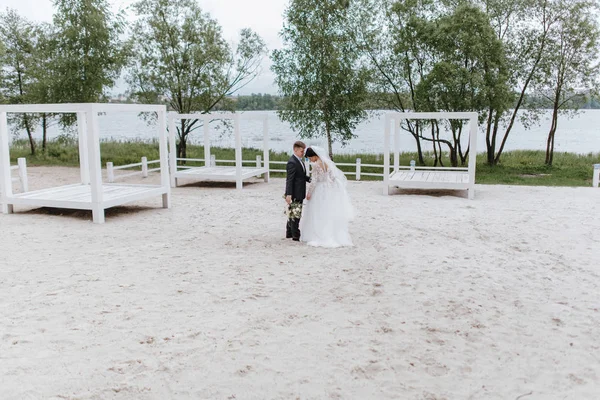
<box><xmin>1</xmin><ymin>166</ymin><xmax>599</xmax><ymax>399</ymax></box>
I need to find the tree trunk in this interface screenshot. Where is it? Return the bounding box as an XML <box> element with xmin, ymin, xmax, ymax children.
<box><xmin>545</xmin><ymin>83</ymin><xmax>562</xmax><ymax>166</ymax></box>
<box><xmin>431</xmin><ymin>123</ymin><xmax>439</xmax><ymax>166</ymax></box>
<box><xmin>449</xmin><ymin>126</ymin><xmax>459</xmax><ymax>168</ymax></box>
<box><xmin>42</xmin><ymin>114</ymin><xmax>48</xmax><ymax>152</ymax></box>
<box><xmin>457</xmin><ymin>125</ymin><xmax>468</xmax><ymax>166</ymax></box>
<box><xmin>435</xmin><ymin>122</ymin><xmax>444</xmax><ymax>167</ymax></box>
<box><xmin>414</xmin><ymin>122</ymin><xmax>425</xmax><ymax>165</ymax></box>
<box><xmin>450</xmin><ymin>147</ymin><xmax>458</xmax><ymax>167</ymax></box>
<box><xmin>485</xmin><ymin>107</ymin><xmax>495</xmax><ymax>165</ymax></box>
<box><xmin>545</xmin><ymin>107</ymin><xmax>559</xmax><ymax>166</ymax></box>
<box><xmin>177</xmin><ymin>137</ymin><xmax>187</xmax><ymax>159</ymax></box>
<box><xmin>325</xmin><ymin>124</ymin><xmax>333</xmax><ymax>160</ymax></box>
<box><xmin>177</xmin><ymin>120</ymin><xmax>188</xmax><ymax>159</ymax></box>
<box><xmin>24</xmin><ymin>114</ymin><xmax>35</xmax><ymax>155</ymax></box>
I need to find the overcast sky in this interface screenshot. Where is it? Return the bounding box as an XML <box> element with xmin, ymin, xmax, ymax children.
<box><xmin>1</xmin><ymin>0</ymin><xmax>287</xmax><ymax>95</ymax></box>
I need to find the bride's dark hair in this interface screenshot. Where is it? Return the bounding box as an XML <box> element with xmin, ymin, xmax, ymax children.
<box><xmin>305</xmin><ymin>147</ymin><xmax>317</xmax><ymax>157</ymax></box>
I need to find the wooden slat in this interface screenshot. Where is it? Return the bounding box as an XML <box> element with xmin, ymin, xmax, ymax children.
<box><xmin>11</xmin><ymin>184</ymin><xmax>164</xmax><ymax>205</ymax></box>
<box><xmin>389</xmin><ymin>170</ymin><xmax>469</xmax><ymax>184</ymax></box>
<box><xmin>16</xmin><ymin>184</ymin><xmax>82</xmax><ymax>200</ymax></box>
<box><xmin>176</xmin><ymin>166</ymin><xmax>265</xmax><ymax>179</ymax></box>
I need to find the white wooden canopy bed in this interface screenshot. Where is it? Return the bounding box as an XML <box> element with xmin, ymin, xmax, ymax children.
<box><xmin>383</xmin><ymin>111</ymin><xmax>478</xmax><ymax>199</ymax></box>
<box><xmin>168</xmin><ymin>112</ymin><xmax>269</xmax><ymax>190</ymax></box>
<box><xmin>0</xmin><ymin>103</ymin><xmax>171</xmax><ymax>223</ymax></box>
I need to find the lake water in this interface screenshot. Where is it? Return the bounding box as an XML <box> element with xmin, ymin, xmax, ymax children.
<box><xmin>12</xmin><ymin>109</ymin><xmax>600</xmax><ymax>155</ymax></box>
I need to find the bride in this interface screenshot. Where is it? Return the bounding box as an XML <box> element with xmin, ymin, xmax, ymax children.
<box><xmin>300</xmin><ymin>146</ymin><xmax>354</xmax><ymax>247</ymax></box>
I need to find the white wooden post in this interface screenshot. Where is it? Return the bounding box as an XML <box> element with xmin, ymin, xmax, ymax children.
<box><xmin>211</xmin><ymin>154</ymin><xmax>216</xmax><ymax>167</ymax></box>
<box><xmin>168</xmin><ymin>113</ymin><xmax>177</xmax><ymax>188</ymax></box>
<box><xmin>593</xmin><ymin>164</ymin><xmax>600</xmax><ymax>187</ymax></box>
<box><xmin>0</xmin><ymin>111</ymin><xmax>14</xmax><ymax>214</ymax></box>
<box><xmin>234</xmin><ymin>113</ymin><xmax>242</xmax><ymax>190</ymax></box>
<box><xmin>467</xmin><ymin>115</ymin><xmax>478</xmax><ymax>200</ymax></box>
<box><xmin>383</xmin><ymin>114</ymin><xmax>391</xmax><ymax>195</ymax></box>
<box><xmin>141</xmin><ymin>156</ymin><xmax>148</xmax><ymax>178</ymax></box>
<box><xmin>394</xmin><ymin>118</ymin><xmax>400</xmax><ymax>173</ymax></box>
<box><xmin>77</xmin><ymin>112</ymin><xmax>90</xmax><ymax>185</ymax></box>
<box><xmin>356</xmin><ymin>158</ymin><xmax>361</xmax><ymax>181</ymax></box>
<box><xmin>263</xmin><ymin>116</ymin><xmax>269</xmax><ymax>183</ymax></box>
<box><xmin>17</xmin><ymin>157</ymin><xmax>28</xmax><ymax>192</ymax></box>
<box><xmin>157</xmin><ymin>109</ymin><xmax>170</xmax><ymax>208</ymax></box>
<box><xmin>256</xmin><ymin>155</ymin><xmax>261</xmax><ymax>168</ymax></box>
<box><xmin>87</xmin><ymin>106</ymin><xmax>105</xmax><ymax>223</ymax></box>
<box><xmin>204</xmin><ymin>117</ymin><xmax>211</xmax><ymax>167</ymax></box>
<box><xmin>106</xmin><ymin>162</ymin><xmax>114</xmax><ymax>183</ymax></box>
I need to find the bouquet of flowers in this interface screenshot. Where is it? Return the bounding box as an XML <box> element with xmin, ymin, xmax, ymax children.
<box><xmin>283</xmin><ymin>195</ymin><xmax>303</xmax><ymax>220</ymax></box>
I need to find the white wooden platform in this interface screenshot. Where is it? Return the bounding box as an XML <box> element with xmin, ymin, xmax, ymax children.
<box><xmin>389</xmin><ymin>169</ymin><xmax>470</xmax><ymax>189</ymax></box>
<box><xmin>7</xmin><ymin>183</ymin><xmax>168</xmax><ymax>210</ymax></box>
<box><xmin>174</xmin><ymin>166</ymin><xmax>267</xmax><ymax>183</ymax></box>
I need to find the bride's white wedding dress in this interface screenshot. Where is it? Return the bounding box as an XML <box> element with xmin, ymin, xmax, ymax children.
<box><xmin>299</xmin><ymin>147</ymin><xmax>354</xmax><ymax>248</ymax></box>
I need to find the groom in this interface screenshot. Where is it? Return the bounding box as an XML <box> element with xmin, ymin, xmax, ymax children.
<box><xmin>285</xmin><ymin>141</ymin><xmax>310</xmax><ymax>241</ymax></box>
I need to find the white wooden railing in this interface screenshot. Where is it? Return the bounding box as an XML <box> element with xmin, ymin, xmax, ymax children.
<box><xmin>269</xmin><ymin>158</ymin><xmax>389</xmax><ymax>180</ymax></box>
<box><xmin>174</xmin><ymin>156</ymin><xmax>391</xmax><ymax>180</ymax></box>
<box><xmin>106</xmin><ymin>157</ymin><xmax>161</xmax><ymax>183</ymax></box>
<box><xmin>134</xmin><ymin>154</ymin><xmax>431</xmax><ymax>181</ymax></box>
<box><xmin>1</xmin><ymin>157</ymin><xmax>28</xmax><ymax>194</ymax></box>
<box><xmin>176</xmin><ymin>155</ymin><xmax>265</xmax><ymax>170</ymax></box>
<box><xmin>8</xmin><ymin>158</ymin><xmax>28</xmax><ymax>192</ymax></box>
<box><xmin>593</xmin><ymin>164</ymin><xmax>600</xmax><ymax>188</ymax></box>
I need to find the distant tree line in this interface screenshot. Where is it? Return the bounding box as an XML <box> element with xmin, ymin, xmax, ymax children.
<box><xmin>234</xmin><ymin>91</ymin><xmax>600</xmax><ymax>112</ymax></box>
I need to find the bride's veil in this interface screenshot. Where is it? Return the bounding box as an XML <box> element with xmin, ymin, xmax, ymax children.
<box><xmin>309</xmin><ymin>146</ymin><xmax>348</xmax><ymax>187</ymax></box>
<box><xmin>308</xmin><ymin>145</ymin><xmax>354</xmax><ymax>220</ymax></box>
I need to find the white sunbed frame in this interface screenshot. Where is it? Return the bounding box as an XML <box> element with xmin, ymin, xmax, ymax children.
<box><xmin>0</xmin><ymin>103</ymin><xmax>171</xmax><ymax>223</ymax></box>
<box><xmin>168</xmin><ymin>112</ymin><xmax>269</xmax><ymax>190</ymax></box>
<box><xmin>383</xmin><ymin>112</ymin><xmax>478</xmax><ymax>199</ymax></box>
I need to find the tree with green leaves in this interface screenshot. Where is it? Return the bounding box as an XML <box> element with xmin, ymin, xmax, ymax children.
<box><xmin>414</xmin><ymin>3</ymin><xmax>510</xmax><ymax>167</ymax></box>
<box><xmin>127</xmin><ymin>0</ymin><xmax>266</xmax><ymax>159</ymax></box>
<box><xmin>272</xmin><ymin>0</ymin><xmax>370</xmax><ymax>160</ymax></box>
<box><xmin>0</xmin><ymin>9</ymin><xmax>39</xmax><ymax>154</ymax></box>
<box><xmin>27</xmin><ymin>22</ymin><xmax>63</xmax><ymax>152</ymax></box>
<box><xmin>0</xmin><ymin>40</ymin><xmax>5</xmax><ymax>103</ymax></box>
<box><xmin>352</xmin><ymin>0</ymin><xmax>446</xmax><ymax>165</ymax></box>
<box><xmin>536</xmin><ymin>0</ymin><xmax>600</xmax><ymax>165</ymax></box>
<box><xmin>51</xmin><ymin>0</ymin><xmax>126</xmax><ymax>105</ymax></box>
<box><xmin>476</xmin><ymin>0</ymin><xmax>562</xmax><ymax>165</ymax></box>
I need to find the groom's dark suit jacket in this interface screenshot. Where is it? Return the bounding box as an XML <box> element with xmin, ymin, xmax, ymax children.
<box><xmin>285</xmin><ymin>155</ymin><xmax>310</xmax><ymax>202</ymax></box>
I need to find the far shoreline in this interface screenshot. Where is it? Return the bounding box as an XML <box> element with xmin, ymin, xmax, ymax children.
<box><xmin>7</xmin><ymin>139</ymin><xmax>600</xmax><ymax>188</ymax></box>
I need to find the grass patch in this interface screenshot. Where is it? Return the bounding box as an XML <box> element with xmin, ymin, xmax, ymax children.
<box><xmin>9</xmin><ymin>139</ymin><xmax>600</xmax><ymax>186</ymax></box>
